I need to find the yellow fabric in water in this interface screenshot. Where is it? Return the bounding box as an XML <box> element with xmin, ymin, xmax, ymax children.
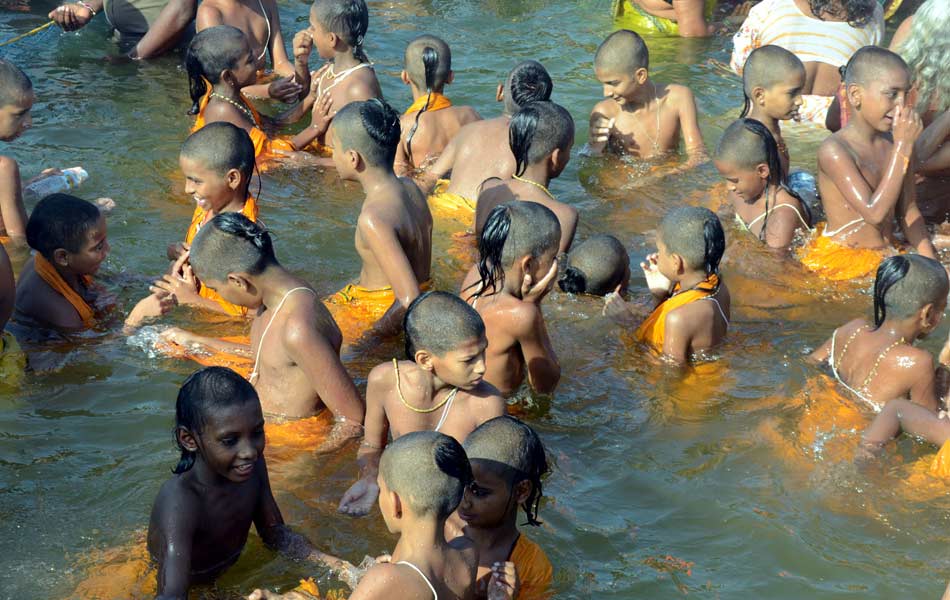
<box><xmin>324</xmin><ymin>280</ymin><xmax>432</xmax><ymax>344</ymax></box>
<box><xmin>634</xmin><ymin>274</ymin><xmax>720</xmax><ymax>352</ymax></box>
<box><xmin>428</xmin><ymin>187</ymin><xmax>476</xmax><ymax>226</ymax></box>
<box><xmin>612</xmin><ymin>0</ymin><xmax>716</xmax><ymax>35</ymax></box>
<box><xmin>929</xmin><ymin>439</ymin><xmax>950</xmax><ymax>478</ymax></box>
<box><xmin>797</xmin><ymin>223</ymin><xmax>889</xmax><ymax>281</ymax></box>
<box><xmin>0</xmin><ymin>331</ymin><xmax>25</xmax><ymax>387</ymax></box>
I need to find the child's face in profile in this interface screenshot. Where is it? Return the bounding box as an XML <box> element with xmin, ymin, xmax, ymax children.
<box><xmin>714</xmin><ymin>159</ymin><xmax>767</xmax><ymax>202</ymax></box>
<box><xmin>232</xmin><ymin>42</ymin><xmax>259</xmax><ymax>90</ymax></box>
<box><xmin>198</xmin><ymin>271</ymin><xmax>258</xmax><ymax>310</ymax></box>
<box><xmin>655</xmin><ymin>237</ymin><xmax>678</xmax><ymax>282</ymax></box>
<box><xmin>180</xmin><ymin>155</ymin><xmax>240</xmax><ymax>213</ymax></box>
<box><xmin>856</xmin><ymin>69</ymin><xmax>911</xmax><ymax>133</ymax></box>
<box><xmin>595</xmin><ymin>66</ymin><xmax>641</xmax><ymax>105</ymax></box>
<box><xmin>66</xmin><ymin>216</ymin><xmax>110</xmax><ymax>276</ymax></box>
<box><xmin>761</xmin><ymin>70</ymin><xmax>805</xmax><ymax>121</ymax></box>
<box><xmin>0</xmin><ymin>91</ymin><xmax>33</xmax><ymax>142</ymax></box>
<box><xmin>457</xmin><ymin>460</ymin><xmax>515</xmax><ymax>529</ymax></box>
<box><xmin>194</xmin><ymin>401</ymin><xmax>265</xmax><ymax>483</ymax></box>
<box><xmin>429</xmin><ymin>335</ymin><xmax>488</xmax><ymax>391</ymax></box>
<box><xmin>308</xmin><ymin>11</ymin><xmax>335</xmax><ymax>60</ymax></box>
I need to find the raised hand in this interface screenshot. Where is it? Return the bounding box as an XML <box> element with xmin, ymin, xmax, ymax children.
<box><xmin>641</xmin><ymin>252</ymin><xmax>672</xmax><ymax>298</ymax></box>
<box><xmin>522</xmin><ymin>258</ymin><xmax>559</xmax><ymax>304</ymax></box>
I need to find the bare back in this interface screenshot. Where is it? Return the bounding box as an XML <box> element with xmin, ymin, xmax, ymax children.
<box><xmin>475</xmin><ymin>179</ymin><xmax>578</xmax><ymax>254</ymax></box>
<box><xmin>396</xmin><ymin>105</ymin><xmax>482</xmax><ymax>175</ymax></box>
<box><xmin>197</xmin><ymin>0</ymin><xmax>276</xmax><ymax>66</ymax></box>
<box><xmin>441</xmin><ymin>116</ymin><xmax>515</xmax><ymax>201</ymax></box>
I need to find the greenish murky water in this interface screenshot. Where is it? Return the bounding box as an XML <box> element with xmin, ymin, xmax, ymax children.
<box><xmin>2</xmin><ymin>1</ymin><xmax>948</xmax><ymax>598</ymax></box>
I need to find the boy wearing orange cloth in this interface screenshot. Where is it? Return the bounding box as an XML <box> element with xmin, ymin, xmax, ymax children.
<box><xmin>338</xmin><ymin>291</ymin><xmax>505</xmax><ymax>517</ymax></box>
<box><xmin>589</xmin><ymin>30</ymin><xmax>706</xmax><ymax>165</ymax></box>
<box><xmin>418</xmin><ymin>61</ymin><xmax>553</xmax><ymax>222</ymax></box>
<box><xmin>13</xmin><ymin>194</ymin><xmax>173</xmax><ymax>332</ymax></box>
<box><xmin>798</xmin><ymin>46</ymin><xmax>936</xmax><ymax>281</ymax></box>
<box><xmin>604</xmin><ymin>206</ymin><xmax>730</xmax><ymax>364</ymax></box>
<box><xmin>394</xmin><ymin>34</ymin><xmax>481</xmax><ymax>177</ymax></box>
<box><xmin>456</xmin><ymin>416</ymin><xmax>553</xmax><ymax>600</ymax></box>
<box><xmin>324</xmin><ymin>99</ymin><xmax>433</xmax><ymax>343</ymax></box>
<box><xmin>161</xmin><ymin>213</ymin><xmax>365</xmax><ymax>452</ymax></box>
<box><xmin>157</xmin><ymin>123</ymin><xmax>260</xmax><ymax>317</ymax></box>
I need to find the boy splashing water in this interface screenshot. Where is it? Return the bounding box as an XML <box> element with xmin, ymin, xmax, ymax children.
<box><xmin>604</xmin><ymin>206</ymin><xmax>730</xmax><ymax>364</ymax></box>
<box><xmin>589</xmin><ymin>30</ymin><xmax>705</xmax><ymax>165</ymax></box>
<box><xmin>798</xmin><ymin>46</ymin><xmax>935</xmax><ymax>281</ymax></box>
<box><xmin>394</xmin><ymin>34</ymin><xmax>481</xmax><ymax>177</ymax></box>
<box><xmin>339</xmin><ymin>291</ymin><xmax>505</xmax><ymax>516</ymax></box>
<box><xmin>324</xmin><ymin>99</ymin><xmax>433</xmax><ymax>343</ymax></box>
<box><xmin>475</xmin><ymin>101</ymin><xmax>578</xmax><ymax>255</ymax></box>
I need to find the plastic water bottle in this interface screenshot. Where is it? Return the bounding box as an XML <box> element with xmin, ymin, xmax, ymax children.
<box><xmin>23</xmin><ymin>166</ymin><xmax>88</xmax><ymax>200</ymax></box>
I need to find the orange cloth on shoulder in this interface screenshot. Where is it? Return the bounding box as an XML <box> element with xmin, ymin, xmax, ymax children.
<box><xmin>157</xmin><ymin>335</ymin><xmax>253</xmax><ymax>378</ymax></box>
<box><xmin>797</xmin><ymin>223</ymin><xmax>889</xmax><ymax>281</ymax></box>
<box><xmin>929</xmin><ymin>439</ymin><xmax>950</xmax><ymax>478</ymax></box>
<box><xmin>191</xmin><ymin>87</ymin><xmax>296</xmax><ymax>160</ymax></box>
<box><xmin>184</xmin><ymin>197</ymin><xmax>259</xmax><ymax>317</ymax></box>
<box><xmin>404</xmin><ymin>92</ymin><xmax>453</xmax><ymax>115</ymax></box>
<box><xmin>33</xmin><ymin>253</ymin><xmax>96</xmax><ymax>328</ymax></box>
<box><xmin>634</xmin><ymin>274</ymin><xmax>720</xmax><ymax>351</ymax></box>
<box><xmin>323</xmin><ymin>280</ymin><xmax>432</xmax><ymax>345</ymax></box>
<box><xmin>510</xmin><ymin>534</ymin><xmax>553</xmax><ymax>600</ymax></box>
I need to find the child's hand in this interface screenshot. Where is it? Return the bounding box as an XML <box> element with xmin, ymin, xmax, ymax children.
<box><xmin>153</xmin><ymin>252</ymin><xmax>200</xmax><ymax>304</ymax></box>
<box><xmin>589</xmin><ymin>115</ymin><xmax>615</xmax><ymax>145</ymax></box>
<box><xmin>309</xmin><ymin>91</ymin><xmax>334</xmax><ymax>135</ymax></box>
<box><xmin>641</xmin><ymin>253</ymin><xmax>673</xmax><ymax>297</ymax></box>
<box><xmin>160</xmin><ymin>327</ymin><xmax>199</xmax><ymax>347</ymax></box>
<box><xmin>338</xmin><ymin>476</ymin><xmax>380</xmax><ymax>516</ymax></box>
<box><xmin>268</xmin><ymin>76</ymin><xmax>304</xmax><ymax>104</ymax></box>
<box><xmin>125</xmin><ymin>292</ymin><xmax>176</xmax><ymax>326</ymax></box>
<box><xmin>94</xmin><ymin>197</ymin><xmax>116</xmax><ymax>212</ymax></box>
<box><xmin>49</xmin><ymin>3</ymin><xmax>93</xmax><ymax>31</ymax></box>
<box><xmin>292</xmin><ymin>30</ymin><xmax>313</xmax><ymax>65</ymax></box>
<box><xmin>522</xmin><ymin>258</ymin><xmax>559</xmax><ymax>304</ymax></box>
<box><xmin>892</xmin><ymin>103</ymin><xmax>923</xmax><ymax>148</ymax></box>
<box><xmin>603</xmin><ymin>285</ymin><xmax>635</xmax><ymax>327</ymax></box>
<box><xmin>166</xmin><ymin>242</ymin><xmax>188</xmax><ymax>262</ymax></box>
<box><xmin>487</xmin><ymin>561</ymin><xmax>519</xmax><ymax>600</ymax></box>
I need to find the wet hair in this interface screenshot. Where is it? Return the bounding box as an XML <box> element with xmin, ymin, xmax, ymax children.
<box><xmin>404</xmin><ymin>291</ymin><xmax>485</xmax><ymax>360</ymax></box>
<box><xmin>25</xmin><ymin>194</ymin><xmax>101</xmax><ymax>259</ymax></box>
<box><xmin>896</xmin><ymin>0</ymin><xmax>950</xmax><ymax>113</ymax></box>
<box><xmin>184</xmin><ymin>25</ymin><xmax>249</xmax><ymax>115</ymax></box>
<box><xmin>872</xmin><ymin>255</ymin><xmax>949</xmax><ymax>328</ymax></box>
<box><xmin>594</xmin><ymin>29</ymin><xmax>649</xmax><ymax>74</ymax></box>
<box><xmin>332</xmin><ymin>98</ymin><xmax>401</xmax><ymax>167</ymax></box>
<box><xmin>807</xmin><ymin>0</ymin><xmax>876</xmax><ymax>27</ymax></box>
<box><xmin>558</xmin><ymin>234</ymin><xmax>629</xmax><ymax>296</ymax></box>
<box><xmin>470</xmin><ymin>202</ymin><xmax>561</xmax><ymax>299</ymax></box>
<box><xmin>311</xmin><ymin>0</ymin><xmax>369</xmax><ymax>63</ymax></box>
<box><xmin>378</xmin><ymin>431</ymin><xmax>473</xmax><ymax>519</ymax></box>
<box><xmin>404</xmin><ymin>35</ymin><xmax>451</xmax><ymax>163</ymax></box>
<box><xmin>715</xmin><ymin>119</ymin><xmax>809</xmax><ymax>240</ymax></box>
<box><xmin>740</xmin><ymin>45</ymin><xmax>805</xmax><ymax>118</ymax></box>
<box><xmin>503</xmin><ymin>60</ymin><xmax>553</xmax><ymax>115</ymax></box>
<box><xmin>190</xmin><ymin>212</ymin><xmax>277</xmax><ymax>284</ymax></box>
<box><xmin>509</xmin><ymin>101</ymin><xmax>575</xmax><ymax>177</ymax></box>
<box><xmin>464</xmin><ymin>415</ymin><xmax>550</xmax><ymax>526</ymax></box>
<box><xmin>658</xmin><ymin>206</ymin><xmax>725</xmax><ymax>279</ymax></box>
<box><xmin>0</xmin><ymin>59</ymin><xmax>32</xmax><ymax>107</ymax></box>
<box><xmin>843</xmin><ymin>46</ymin><xmax>910</xmax><ymax>88</ymax></box>
<box><xmin>181</xmin><ymin>122</ymin><xmax>256</xmax><ymax>185</ymax></box>
<box><xmin>173</xmin><ymin>366</ymin><xmax>260</xmax><ymax>474</ymax></box>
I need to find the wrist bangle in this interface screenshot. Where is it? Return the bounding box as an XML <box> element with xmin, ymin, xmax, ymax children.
<box><xmin>76</xmin><ymin>1</ymin><xmax>96</xmax><ymax>15</ymax></box>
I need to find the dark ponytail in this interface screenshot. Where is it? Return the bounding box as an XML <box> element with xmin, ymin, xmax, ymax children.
<box><xmin>509</xmin><ymin>104</ymin><xmax>541</xmax><ymax>177</ymax></box>
<box><xmin>873</xmin><ymin>255</ymin><xmax>911</xmax><ymax>327</ymax></box>
<box><xmin>185</xmin><ymin>50</ymin><xmax>207</xmax><ymax>116</ymax></box>
<box><xmin>405</xmin><ymin>45</ymin><xmax>439</xmax><ymax>163</ymax></box>
<box><xmin>469</xmin><ymin>204</ymin><xmax>512</xmax><ymax>299</ymax></box>
<box><xmin>519</xmin><ymin>421</ymin><xmax>549</xmax><ymax>527</ymax></box>
<box><xmin>557</xmin><ymin>266</ymin><xmax>588</xmax><ymax>294</ymax></box>
<box><xmin>702</xmin><ymin>216</ymin><xmax>725</xmax><ymax>281</ymax></box>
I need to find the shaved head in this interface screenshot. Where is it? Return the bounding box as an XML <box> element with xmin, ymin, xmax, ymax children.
<box><xmin>190</xmin><ymin>212</ymin><xmax>277</xmax><ymax>283</ymax></box>
<box><xmin>844</xmin><ymin>46</ymin><xmax>909</xmax><ymax>87</ymax></box>
<box><xmin>0</xmin><ymin>59</ymin><xmax>31</xmax><ymax>107</ymax></box>
<box><xmin>659</xmin><ymin>206</ymin><xmax>725</xmax><ymax>273</ymax></box>
<box><xmin>405</xmin><ymin>34</ymin><xmax>451</xmax><ymax>91</ymax></box>
<box><xmin>379</xmin><ymin>431</ymin><xmax>473</xmax><ymax>519</ymax></box>
<box><xmin>594</xmin><ymin>29</ymin><xmax>649</xmax><ymax>74</ymax></box>
<box><xmin>333</xmin><ymin>98</ymin><xmax>402</xmax><ymax>166</ymax></box>
<box><xmin>742</xmin><ymin>45</ymin><xmax>804</xmax><ymax>96</ymax></box>
<box><xmin>875</xmin><ymin>255</ymin><xmax>949</xmax><ymax>325</ymax></box>
<box><xmin>181</xmin><ymin>122</ymin><xmax>256</xmax><ymax>181</ymax></box>
<box><xmin>404</xmin><ymin>291</ymin><xmax>485</xmax><ymax>359</ymax></box>
<box><xmin>558</xmin><ymin>234</ymin><xmax>629</xmax><ymax>296</ymax></box>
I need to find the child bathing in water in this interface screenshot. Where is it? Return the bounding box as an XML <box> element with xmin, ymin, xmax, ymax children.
<box><xmin>460</xmin><ymin>202</ymin><xmax>561</xmax><ymax>397</ymax></box>
<box><xmin>0</xmin><ymin>244</ymin><xmax>24</xmax><ymax>379</ymax></box>
<box><xmin>558</xmin><ymin>234</ymin><xmax>631</xmax><ymax>296</ymax></box>
<box><xmin>160</xmin><ymin>213</ymin><xmax>364</xmax><ymax>447</ymax></box>
<box><xmin>394</xmin><ymin>34</ymin><xmax>481</xmax><ymax>177</ymax></box>
<box><xmin>185</xmin><ymin>26</ymin><xmax>322</xmax><ymax>161</ymax></box>
<box><xmin>589</xmin><ymin>30</ymin><xmax>706</xmax><ymax>165</ymax></box>
<box><xmin>456</xmin><ymin>415</ymin><xmax>554</xmax><ymax>599</ymax></box>
<box><xmin>809</xmin><ymin>255</ymin><xmax>950</xmax><ymax>412</ymax></box>
<box><xmin>714</xmin><ymin>119</ymin><xmax>811</xmax><ymax>249</ymax></box>
<box><xmin>604</xmin><ymin>206</ymin><xmax>730</xmax><ymax>363</ymax></box>
<box><xmin>475</xmin><ymin>101</ymin><xmax>578</xmax><ymax>255</ymax></box>
<box><xmin>338</xmin><ymin>291</ymin><xmax>505</xmax><ymax>517</ymax></box>
<box><xmin>738</xmin><ymin>45</ymin><xmax>806</xmax><ymax>176</ymax></box>
<box><xmin>148</xmin><ymin>366</ymin><xmax>352</xmax><ymax>599</ymax></box>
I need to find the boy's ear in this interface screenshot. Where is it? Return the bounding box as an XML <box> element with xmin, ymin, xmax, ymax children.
<box><xmin>671</xmin><ymin>253</ymin><xmax>686</xmax><ymax>275</ymax></box>
<box><xmin>226</xmin><ymin>168</ymin><xmax>243</xmax><ymax>191</ymax></box>
<box><xmin>346</xmin><ymin>148</ymin><xmax>365</xmax><ymax>172</ymax></box>
<box><xmin>415</xmin><ymin>349</ymin><xmax>435</xmax><ymax>372</ymax></box>
<box><xmin>226</xmin><ymin>272</ymin><xmax>252</xmax><ymax>292</ymax></box>
<box><xmin>391</xmin><ymin>490</ymin><xmax>404</xmax><ymax>519</ymax></box>
<box><xmin>52</xmin><ymin>248</ymin><xmax>70</xmax><ymax>268</ymax></box>
<box><xmin>635</xmin><ymin>67</ymin><xmax>649</xmax><ymax>85</ymax></box>
<box><xmin>755</xmin><ymin>162</ymin><xmax>770</xmax><ymax>180</ymax></box>
<box><xmin>220</xmin><ymin>68</ymin><xmax>234</xmax><ymax>86</ymax></box>
<box><xmin>400</xmin><ymin>70</ymin><xmax>411</xmax><ymax>86</ymax></box>
<box><xmin>177</xmin><ymin>427</ymin><xmax>199</xmax><ymax>452</ymax></box>
<box><xmin>847</xmin><ymin>83</ymin><xmax>862</xmax><ymax>110</ymax></box>
<box><xmin>921</xmin><ymin>302</ymin><xmax>939</xmax><ymax>328</ymax></box>
<box><xmin>496</xmin><ymin>84</ymin><xmax>504</xmax><ymax>103</ymax></box>
<box><xmin>513</xmin><ymin>479</ymin><xmax>532</xmax><ymax>506</ymax></box>
<box><xmin>751</xmin><ymin>85</ymin><xmax>766</xmax><ymax>106</ymax></box>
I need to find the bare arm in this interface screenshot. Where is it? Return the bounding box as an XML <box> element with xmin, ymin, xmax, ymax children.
<box><xmin>662</xmin><ymin>309</ymin><xmax>693</xmax><ymax>364</ymax></box>
<box><xmin>338</xmin><ymin>366</ymin><xmax>388</xmax><ymax>516</ymax></box>
<box><xmin>897</xmin><ymin>160</ymin><xmax>937</xmax><ymax>259</ymax></box>
<box><xmin>265</xmin><ymin>2</ymin><xmax>294</xmax><ymax>77</ymax></box>
<box><xmin>416</xmin><ymin>135</ymin><xmax>458</xmax><ymax>194</ymax></box>
<box><xmin>131</xmin><ymin>0</ymin><xmax>197</xmax><ymax>59</ymax></box>
<box><xmin>152</xmin><ymin>492</ymin><xmax>198</xmax><ymax>600</ymax></box>
<box><xmin>672</xmin><ymin>0</ymin><xmax>710</xmax><ymax>37</ymax></box>
<box><xmin>763</xmin><ymin>201</ymin><xmax>803</xmax><ymax>249</ymax></box>
<box><xmin>676</xmin><ymin>87</ymin><xmax>707</xmax><ymax>164</ymax></box>
<box><xmin>360</xmin><ymin>212</ymin><xmax>422</xmax><ymax>335</ymax></box>
<box><xmin>588</xmin><ymin>101</ymin><xmax>616</xmax><ymax>157</ymax></box>
<box><xmin>907</xmin><ymin>353</ymin><xmax>939</xmax><ymax>412</ymax></box>
<box><xmin>862</xmin><ymin>398</ymin><xmax>950</xmax><ymax>448</ymax></box>
<box><xmin>807</xmin><ymin>335</ymin><xmax>832</xmax><ymax>365</ymax></box>
<box><xmin>0</xmin><ymin>156</ymin><xmax>27</xmax><ymax>239</ymax></box>
<box><xmin>160</xmin><ymin>327</ymin><xmax>253</xmax><ymax>357</ymax></box>
<box><xmin>514</xmin><ymin>304</ymin><xmax>560</xmax><ymax>395</ymax></box>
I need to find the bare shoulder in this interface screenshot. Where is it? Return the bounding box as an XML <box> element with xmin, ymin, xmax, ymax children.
<box><xmin>454</xmin><ymin>105</ymin><xmax>482</xmax><ymax>124</ymax></box>
<box><xmin>195</xmin><ymin>0</ymin><xmax>224</xmax><ymax>27</ymax></box>
<box><xmin>150</xmin><ymin>475</ymin><xmax>201</xmax><ymax>530</ymax></box>
<box><xmin>367</xmin><ymin>360</ymin><xmax>396</xmax><ymax>391</ymax></box>
<box><xmin>507</xmin><ymin>299</ymin><xmax>544</xmax><ymax>335</ymax></box>
<box><xmin>818</xmin><ymin>132</ymin><xmax>853</xmax><ymax>165</ymax></box>
<box><xmin>663</xmin><ymin>83</ymin><xmax>698</xmax><ymax>109</ymax></box>
<box><xmin>0</xmin><ymin>154</ymin><xmax>20</xmax><ymax>176</ymax></box>
<box><xmin>344</xmin><ymin>69</ymin><xmax>382</xmax><ymax>103</ymax></box>
<box><xmin>664</xmin><ymin>297</ymin><xmax>714</xmax><ymax>333</ymax></box>
<box><xmin>467</xmin><ymin>380</ymin><xmax>506</xmax><ymax>421</ymax></box>
<box><xmin>203</xmin><ymin>100</ymin><xmax>252</xmax><ymax>128</ymax></box>
<box><xmin>350</xmin><ymin>562</ymin><xmax>417</xmax><ymax>600</ymax></box>
<box><xmin>16</xmin><ymin>272</ymin><xmax>83</xmax><ymax>329</ymax></box>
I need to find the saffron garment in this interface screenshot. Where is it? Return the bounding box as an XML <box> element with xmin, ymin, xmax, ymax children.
<box><xmin>33</xmin><ymin>252</ymin><xmax>96</xmax><ymax>328</ymax></box>
<box><xmin>404</xmin><ymin>92</ymin><xmax>453</xmax><ymax>116</ymax></box>
<box><xmin>191</xmin><ymin>87</ymin><xmax>295</xmax><ymax>159</ymax></box>
<box><xmin>323</xmin><ymin>280</ymin><xmax>433</xmax><ymax>345</ymax></box>
<box><xmin>797</xmin><ymin>223</ymin><xmax>891</xmax><ymax>282</ymax></box>
<box><xmin>509</xmin><ymin>534</ymin><xmax>553</xmax><ymax>600</ymax></box>
<box><xmin>634</xmin><ymin>274</ymin><xmax>723</xmax><ymax>351</ymax></box>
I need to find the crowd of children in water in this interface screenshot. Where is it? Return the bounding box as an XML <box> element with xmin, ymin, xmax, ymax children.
<box><xmin>0</xmin><ymin>0</ymin><xmax>949</xmax><ymax>596</ymax></box>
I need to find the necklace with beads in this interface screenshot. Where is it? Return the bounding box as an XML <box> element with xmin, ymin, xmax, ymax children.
<box><xmin>210</xmin><ymin>92</ymin><xmax>255</xmax><ymax>124</ymax></box>
<box><xmin>512</xmin><ymin>174</ymin><xmax>555</xmax><ymax>200</ymax></box>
